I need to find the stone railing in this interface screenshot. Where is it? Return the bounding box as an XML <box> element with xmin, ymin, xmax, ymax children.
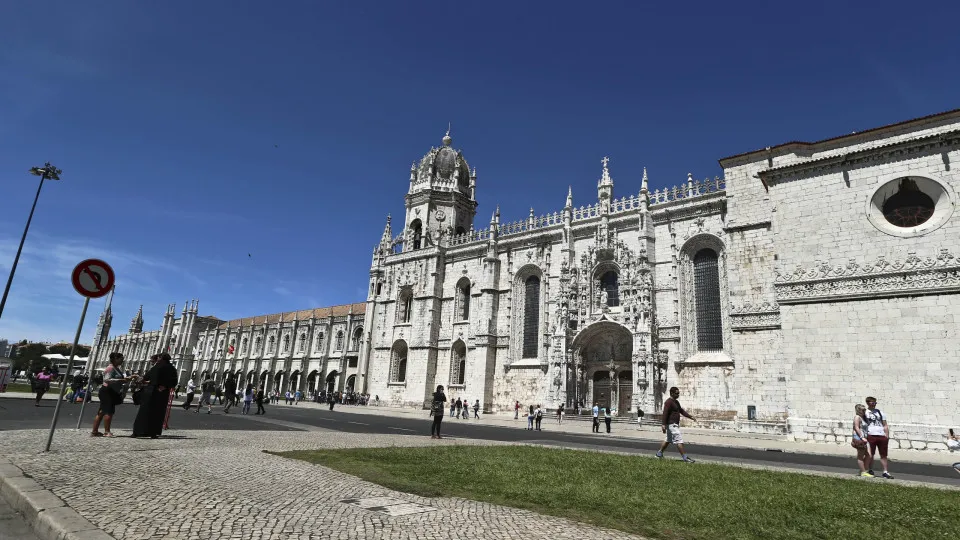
<box><xmin>649</xmin><ymin>176</ymin><xmax>725</xmax><ymax>206</ymax></box>
<box><xmin>497</xmin><ymin>211</ymin><xmax>564</xmax><ymax>237</ymax></box>
<box><xmin>449</xmin><ymin>228</ymin><xmax>492</xmax><ymax>246</ymax></box>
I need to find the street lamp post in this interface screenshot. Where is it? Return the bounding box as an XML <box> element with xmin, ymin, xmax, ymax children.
<box><xmin>0</xmin><ymin>163</ymin><xmax>62</xmax><ymax>320</ymax></box>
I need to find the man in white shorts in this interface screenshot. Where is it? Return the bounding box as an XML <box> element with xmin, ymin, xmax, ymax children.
<box><xmin>656</xmin><ymin>386</ymin><xmax>696</xmax><ymax>462</ymax></box>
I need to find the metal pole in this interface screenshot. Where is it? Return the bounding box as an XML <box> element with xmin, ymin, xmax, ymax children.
<box><xmin>44</xmin><ymin>297</ymin><xmax>90</xmax><ymax>452</ymax></box>
<box><xmin>0</xmin><ymin>174</ymin><xmax>45</xmax><ymax>320</ymax></box>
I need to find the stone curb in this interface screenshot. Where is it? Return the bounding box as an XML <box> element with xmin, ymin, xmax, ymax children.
<box><xmin>0</xmin><ymin>459</ymin><xmax>114</xmax><ymax>540</ymax></box>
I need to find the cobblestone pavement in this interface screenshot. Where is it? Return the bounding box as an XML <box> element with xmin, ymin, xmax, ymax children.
<box><xmin>0</xmin><ymin>493</ymin><xmax>40</xmax><ymax>540</ymax></box>
<box><xmin>0</xmin><ymin>429</ymin><xmax>645</xmax><ymax>540</ymax></box>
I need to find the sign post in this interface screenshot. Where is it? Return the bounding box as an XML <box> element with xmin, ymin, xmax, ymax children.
<box><xmin>44</xmin><ymin>259</ymin><xmax>115</xmax><ymax>452</ymax></box>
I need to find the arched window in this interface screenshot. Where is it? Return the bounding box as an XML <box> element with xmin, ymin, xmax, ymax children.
<box><xmin>693</xmin><ymin>249</ymin><xmax>723</xmax><ymax>351</ymax></box>
<box><xmin>450</xmin><ymin>340</ymin><xmax>466</xmax><ymax>386</ymax></box>
<box><xmin>397</xmin><ymin>287</ymin><xmax>413</xmax><ymax>323</ymax></box>
<box><xmin>522</xmin><ymin>275</ymin><xmax>540</xmax><ymax>358</ymax></box>
<box><xmin>600</xmin><ymin>270</ymin><xmax>620</xmax><ymax>307</ymax></box>
<box><xmin>351</xmin><ymin>327</ymin><xmax>363</xmax><ymax>351</ymax></box>
<box><xmin>254</xmin><ymin>335</ymin><xmax>262</xmax><ymax>353</ymax></box>
<box><xmin>298</xmin><ymin>333</ymin><xmax>306</xmax><ymax>353</ymax></box>
<box><xmin>315</xmin><ymin>331</ymin><xmax>325</xmax><ymax>351</ymax></box>
<box><xmin>217</xmin><ymin>338</ymin><xmax>224</xmax><ymax>356</ymax></box>
<box><xmin>410</xmin><ymin>219</ymin><xmax>423</xmax><ymax>250</ymax></box>
<box><xmin>228</xmin><ymin>338</ymin><xmax>236</xmax><ymax>355</ymax></box>
<box><xmin>335</xmin><ymin>331</ymin><xmax>344</xmax><ymax>351</ymax></box>
<box><xmin>390</xmin><ymin>341</ymin><xmax>408</xmax><ymax>383</ymax></box>
<box><xmin>267</xmin><ymin>335</ymin><xmax>275</xmax><ymax>354</ymax></box>
<box><xmin>456</xmin><ymin>278</ymin><xmax>471</xmax><ymax>321</ymax></box>
<box><xmin>282</xmin><ymin>334</ymin><xmax>290</xmax><ymax>353</ymax></box>
<box><xmin>375</xmin><ymin>282</ymin><xmax>383</xmax><ymax>296</ymax></box>
<box><xmin>196</xmin><ymin>339</ymin><xmax>204</xmax><ymax>355</ymax></box>
<box><xmin>240</xmin><ymin>337</ymin><xmax>248</xmax><ymax>355</ymax></box>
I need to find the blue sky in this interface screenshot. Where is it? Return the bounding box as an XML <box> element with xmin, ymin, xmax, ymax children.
<box><xmin>0</xmin><ymin>1</ymin><xmax>957</xmax><ymax>343</ymax></box>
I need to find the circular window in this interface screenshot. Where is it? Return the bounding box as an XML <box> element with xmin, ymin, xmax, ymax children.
<box><xmin>866</xmin><ymin>175</ymin><xmax>954</xmax><ymax>237</ymax></box>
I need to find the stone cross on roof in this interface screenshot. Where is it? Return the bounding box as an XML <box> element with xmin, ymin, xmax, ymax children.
<box><xmin>601</xmin><ymin>156</ymin><xmax>609</xmax><ymax>169</ymax></box>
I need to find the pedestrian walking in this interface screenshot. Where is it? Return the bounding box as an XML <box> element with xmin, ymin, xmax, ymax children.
<box><xmin>473</xmin><ymin>399</ymin><xmax>480</xmax><ymax>419</ymax></box>
<box><xmin>196</xmin><ymin>378</ymin><xmax>214</xmax><ymax>414</ymax></box>
<box><xmin>603</xmin><ymin>405</ymin><xmax>612</xmax><ymax>433</ymax></box>
<box><xmin>430</xmin><ymin>385</ymin><xmax>447</xmax><ymax>439</ymax></box>
<box><xmin>91</xmin><ymin>353</ymin><xmax>132</xmax><ymax>437</ymax></box>
<box><xmin>223</xmin><ymin>375</ymin><xmax>237</xmax><ymax>413</ymax></box>
<box><xmin>33</xmin><ymin>367</ymin><xmax>52</xmax><ymax>405</ymax></box>
<box><xmin>864</xmin><ymin>396</ymin><xmax>893</xmax><ymax>479</ymax></box>
<box><xmin>131</xmin><ymin>354</ymin><xmax>178</xmax><ymax>438</ymax></box>
<box><xmin>557</xmin><ymin>403</ymin><xmax>564</xmax><ymax>424</ymax></box>
<box><xmin>851</xmin><ymin>403</ymin><xmax>872</xmax><ymax>477</ymax></box>
<box><xmin>591</xmin><ymin>402</ymin><xmax>600</xmax><ymax>433</ymax></box>
<box><xmin>255</xmin><ymin>388</ymin><xmax>266</xmax><ymax>415</ymax></box>
<box><xmin>181</xmin><ymin>378</ymin><xmax>195</xmax><ymax>410</ymax></box>
<box><xmin>242</xmin><ymin>383</ymin><xmax>253</xmax><ymax>415</ymax></box>
<box><xmin>514</xmin><ymin>400</ymin><xmax>520</xmax><ymax>420</ymax></box>
<box><xmin>656</xmin><ymin>386</ymin><xmax>696</xmax><ymax>462</ymax></box>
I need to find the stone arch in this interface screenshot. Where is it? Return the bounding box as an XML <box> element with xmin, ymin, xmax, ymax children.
<box><xmin>678</xmin><ymin>233</ymin><xmax>732</xmax><ymax>361</ymax></box>
<box><xmin>351</xmin><ymin>326</ymin><xmax>363</xmax><ymax>351</ymax></box>
<box><xmin>410</xmin><ymin>219</ymin><xmax>423</xmax><ymax>250</ymax></box>
<box><xmin>455</xmin><ymin>277</ymin><xmax>471</xmax><ymax>321</ymax></box>
<box><xmin>307</xmin><ymin>370</ymin><xmax>319</xmax><ymax>393</ymax></box>
<box><xmin>592</xmin><ymin>260</ymin><xmax>622</xmax><ymax>309</ymax></box>
<box><xmin>346</xmin><ymin>374</ymin><xmax>356</xmax><ymax>393</ymax></box>
<box><xmin>570</xmin><ymin>320</ymin><xmax>634</xmax><ymax>414</ymax></box>
<box><xmin>335</xmin><ymin>330</ymin><xmax>344</xmax><ymax>351</ymax></box>
<box><xmin>325</xmin><ymin>370</ymin><xmax>339</xmax><ymax>393</ymax></box>
<box><xmin>290</xmin><ymin>369</ymin><xmax>301</xmax><ymax>391</ymax></box>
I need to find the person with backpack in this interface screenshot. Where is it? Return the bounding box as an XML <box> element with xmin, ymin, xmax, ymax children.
<box><xmin>534</xmin><ymin>404</ymin><xmax>543</xmax><ymax>431</ymax></box>
<box><xmin>222</xmin><ymin>375</ymin><xmax>237</xmax><ymax>413</ymax></box>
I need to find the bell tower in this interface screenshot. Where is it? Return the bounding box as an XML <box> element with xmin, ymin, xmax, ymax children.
<box><xmin>403</xmin><ymin>128</ymin><xmax>478</xmax><ymax>249</ymax></box>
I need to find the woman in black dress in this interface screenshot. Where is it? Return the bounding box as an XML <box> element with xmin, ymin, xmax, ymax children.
<box><xmin>132</xmin><ymin>353</ymin><xmax>178</xmax><ymax>438</ymax></box>
<box><xmin>430</xmin><ymin>385</ymin><xmax>447</xmax><ymax>439</ymax></box>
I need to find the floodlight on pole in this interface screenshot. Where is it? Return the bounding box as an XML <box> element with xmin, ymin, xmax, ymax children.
<box><xmin>0</xmin><ymin>162</ymin><xmax>62</xmax><ymax>320</ymax></box>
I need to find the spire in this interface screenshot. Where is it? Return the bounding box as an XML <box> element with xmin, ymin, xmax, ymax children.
<box><xmin>380</xmin><ymin>214</ymin><xmax>393</xmax><ymax>246</ymax></box>
<box><xmin>598</xmin><ymin>156</ymin><xmax>614</xmax><ymax>187</ymax></box>
<box><xmin>641</xmin><ymin>167</ymin><xmax>649</xmax><ymax>193</ymax></box>
<box><xmin>565</xmin><ymin>186</ymin><xmax>573</xmax><ymax>208</ymax></box>
<box><xmin>130</xmin><ymin>305</ymin><xmax>143</xmax><ymax>334</ymax></box>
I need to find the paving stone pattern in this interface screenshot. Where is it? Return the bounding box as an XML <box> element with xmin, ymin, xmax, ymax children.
<box><xmin>0</xmin><ymin>429</ymin><xmax>644</xmax><ymax>540</ymax></box>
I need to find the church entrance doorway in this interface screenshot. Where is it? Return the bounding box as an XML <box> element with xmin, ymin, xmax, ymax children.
<box><xmin>570</xmin><ymin>320</ymin><xmax>634</xmax><ymax>415</ymax></box>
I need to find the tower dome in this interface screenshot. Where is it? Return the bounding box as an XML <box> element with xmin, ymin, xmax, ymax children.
<box><xmin>409</xmin><ymin>128</ymin><xmax>473</xmax><ymax>196</ymax></box>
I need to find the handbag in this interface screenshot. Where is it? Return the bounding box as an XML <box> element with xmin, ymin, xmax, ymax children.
<box><xmin>851</xmin><ymin>437</ymin><xmax>867</xmax><ymax>449</ymax></box>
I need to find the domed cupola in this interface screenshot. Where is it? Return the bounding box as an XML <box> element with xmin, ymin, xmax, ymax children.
<box><xmin>410</xmin><ymin>128</ymin><xmax>475</xmax><ymax>197</ymax></box>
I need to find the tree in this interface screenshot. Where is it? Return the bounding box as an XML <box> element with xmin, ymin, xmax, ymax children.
<box><xmin>48</xmin><ymin>343</ymin><xmax>90</xmax><ymax>358</ymax></box>
<box><xmin>12</xmin><ymin>343</ymin><xmax>50</xmax><ymax>373</ymax></box>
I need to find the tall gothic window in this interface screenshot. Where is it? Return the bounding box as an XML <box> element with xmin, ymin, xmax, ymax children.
<box><xmin>693</xmin><ymin>248</ymin><xmax>723</xmax><ymax>351</ymax></box>
<box><xmin>450</xmin><ymin>340</ymin><xmax>466</xmax><ymax>386</ymax></box>
<box><xmin>335</xmin><ymin>331</ymin><xmax>344</xmax><ymax>351</ymax></box>
<box><xmin>298</xmin><ymin>333</ymin><xmax>306</xmax><ymax>353</ymax></box>
<box><xmin>315</xmin><ymin>331</ymin><xmax>325</xmax><ymax>351</ymax></box>
<box><xmin>254</xmin><ymin>336</ymin><xmax>261</xmax><ymax>353</ymax></box>
<box><xmin>390</xmin><ymin>341</ymin><xmax>408</xmax><ymax>383</ymax></box>
<box><xmin>241</xmin><ymin>337</ymin><xmax>248</xmax><ymax>355</ymax></box>
<box><xmin>398</xmin><ymin>287</ymin><xmax>413</xmax><ymax>323</ymax></box>
<box><xmin>268</xmin><ymin>335</ymin><xmax>275</xmax><ymax>354</ymax></box>
<box><xmin>351</xmin><ymin>327</ymin><xmax>363</xmax><ymax>351</ymax></box>
<box><xmin>282</xmin><ymin>334</ymin><xmax>290</xmax><ymax>353</ymax></box>
<box><xmin>600</xmin><ymin>270</ymin><xmax>620</xmax><ymax>307</ymax></box>
<box><xmin>522</xmin><ymin>275</ymin><xmax>540</xmax><ymax>359</ymax></box>
<box><xmin>456</xmin><ymin>278</ymin><xmax>471</xmax><ymax>321</ymax></box>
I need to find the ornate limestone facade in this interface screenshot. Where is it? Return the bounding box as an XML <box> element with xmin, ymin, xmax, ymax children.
<box><xmin>98</xmin><ymin>110</ymin><xmax>960</xmax><ymax>450</ymax></box>
<box><xmin>364</xmin><ymin>111</ymin><xmax>960</xmax><ymax>450</ymax></box>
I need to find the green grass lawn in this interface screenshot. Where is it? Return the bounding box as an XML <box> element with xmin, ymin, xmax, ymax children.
<box><xmin>2</xmin><ymin>382</ymin><xmax>35</xmax><ymax>393</ymax></box>
<box><xmin>276</xmin><ymin>445</ymin><xmax>959</xmax><ymax>540</ymax></box>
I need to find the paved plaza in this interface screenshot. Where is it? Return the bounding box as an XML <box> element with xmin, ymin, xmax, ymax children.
<box><xmin>1</xmin><ymin>428</ymin><xmax>646</xmax><ymax>540</ymax></box>
<box><xmin>2</xmin><ymin>393</ymin><xmax>958</xmax><ymax>540</ymax></box>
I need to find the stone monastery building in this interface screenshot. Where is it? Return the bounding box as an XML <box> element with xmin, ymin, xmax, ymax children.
<box><xmin>94</xmin><ymin>109</ymin><xmax>960</xmax><ymax>449</ymax></box>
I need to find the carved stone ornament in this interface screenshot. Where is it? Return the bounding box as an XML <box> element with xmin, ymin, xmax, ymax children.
<box><xmin>775</xmin><ymin>249</ymin><xmax>960</xmax><ymax>304</ymax></box>
<box><xmin>435</xmin><ymin>209</ymin><xmax>446</xmax><ymax>222</ymax></box>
